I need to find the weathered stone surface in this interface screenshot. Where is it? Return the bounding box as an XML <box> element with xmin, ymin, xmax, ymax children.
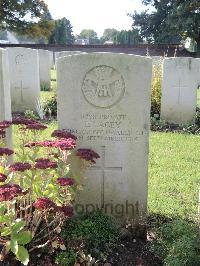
<box><xmin>57</xmin><ymin>53</ymin><xmax>152</xmax><ymax>219</ymax></box>
<box><xmin>0</xmin><ymin>48</ymin><xmax>12</xmax><ymax>148</ymax></box>
<box><xmin>55</xmin><ymin>50</ymin><xmax>82</xmax><ymax>61</ymax></box>
<box><xmin>7</xmin><ymin>47</ymin><xmax>40</xmax><ymax>112</ymax></box>
<box><xmin>161</xmin><ymin>57</ymin><xmax>199</xmax><ymax>124</ymax></box>
<box><xmin>38</xmin><ymin>49</ymin><xmax>52</xmax><ymax>90</ymax></box>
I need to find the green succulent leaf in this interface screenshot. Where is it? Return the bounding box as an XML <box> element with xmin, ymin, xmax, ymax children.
<box><xmin>0</xmin><ymin>204</ymin><xmax>6</xmax><ymax>214</ymax></box>
<box><xmin>0</xmin><ymin>215</ymin><xmax>9</xmax><ymax>223</ymax></box>
<box><xmin>1</xmin><ymin>226</ymin><xmax>12</xmax><ymax>236</ymax></box>
<box><xmin>16</xmin><ymin>246</ymin><xmax>29</xmax><ymax>265</ymax></box>
<box><xmin>43</xmin><ymin>190</ymin><xmax>50</xmax><ymax>196</ymax></box>
<box><xmin>12</xmin><ymin>219</ymin><xmax>25</xmax><ymax>234</ymax></box>
<box><xmin>16</xmin><ymin>231</ymin><xmax>32</xmax><ymax>245</ymax></box>
<box><xmin>10</xmin><ymin>238</ymin><xmax>18</xmax><ymax>254</ymax></box>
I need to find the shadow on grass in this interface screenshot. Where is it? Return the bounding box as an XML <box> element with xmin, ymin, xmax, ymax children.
<box><xmin>146</xmin><ymin>213</ymin><xmax>200</xmax><ymax>266</ymax></box>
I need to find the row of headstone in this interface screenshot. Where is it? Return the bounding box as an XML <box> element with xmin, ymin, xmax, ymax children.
<box><xmin>6</xmin><ymin>48</ymin><xmax>54</xmax><ymax>113</ymax></box>
<box><xmin>56</xmin><ymin>53</ymin><xmax>200</xmax><ymax>219</ymax></box>
<box><xmin>0</xmin><ymin>48</ymin><xmax>12</xmax><ymax>149</ymax></box>
<box><xmin>161</xmin><ymin>57</ymin><xmax>199</xmax><ymax>124</ymax></box>
<box><xmin>0</xmin><ymin>48</ymin><xmax>85</xmax><ymax>114</ymax></box>
<box><xmin>38</xmin><ymin>49</ymin><xmax>53</xmax><ymax>91</ymax></box>
<box><xmin>8</xmin><ymin>47</ymin><xmax>40</xmax><ymax>112</ymax></box>
<box><xmin>0</xmin><ymin>50</ymin><xmax>152</xmax><ymax>220</ymax></box>
<box><xmin>0</xmin><ymin>50</ymin><xmax>199</xmax><ymax>220</ymax></box>
<box><xmin>1</xmin><ymin>46</ymin><xmax>200</xmax><ymax>124</ymax></box>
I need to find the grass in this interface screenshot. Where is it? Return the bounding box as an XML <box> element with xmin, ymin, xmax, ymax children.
<box><xmin>197</xmin><ymin>88</ymin><xmax>200</xmax><ymax>107</ymax></box>
<box><xmin>51</xmin><ymin>68</ymin><xmax>56</xmax><ymax>81</ymax></box>
<box><xmin>149</xmin><ymin>132</ymin><xmax>200</xmax><ymax>220</ymax></box>
<box><xmin>40</xmin><ymin>91</ymin><xmax>55</xmax><ymax>104</ymax></box>
<box><xmin>39</xmin><ymin>69</ymin><xmax>56</xmax><ymax>105</ymax></box>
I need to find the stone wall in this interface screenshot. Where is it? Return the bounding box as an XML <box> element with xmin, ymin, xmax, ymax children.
<box><xmin>0</xmin><ymin>44</ymin><xmax>194</xmax><ymax>57</ymax></box>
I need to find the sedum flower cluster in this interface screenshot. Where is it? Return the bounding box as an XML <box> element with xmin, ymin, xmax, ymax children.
<box><xmin>0</xmin><ymin>117</ymin><xmax>99</xmax><ymax>265</ymax></box>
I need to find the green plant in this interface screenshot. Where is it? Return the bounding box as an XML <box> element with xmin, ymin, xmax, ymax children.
<box><xmin>0</xmin><ymin>118</ymin><xmax>99</xmax><ymax>265</ymax></box>
<box><xmin>151</xmin><ymin>64</ymin><xmax>162</xmax><ymax>116</ymax></box>
<box><xmin>55</xmin><ymin>249</ymin><xmax>77</xmax><ymax>266</ymax></box>
<box><xmin>43</xmin><ymin>94</ymin><xmax>57</xmax><ymax>117</ymax></box>
<box><xmin>195</xmin><ymin>107</ymin><xmax>200</xmax><ymax>126</ymax></box>
<box><xmin>152</xmin><ymin>219</ymin><xmax>200</xmax><ymax>265</ymax></box>
<box><xmin>60</xmin><ymin>211</ymin><xmax>119</xmax><ymax>262</ymax></box>
<box><xmin>24</xmin><ymin>110</ymin><xmax>39</xmax><ymax>120</ymax></box>
<box><xmin>40</xmin><ymin>82</ymin><xmax>50</xmax><ymax>92</ymax></box>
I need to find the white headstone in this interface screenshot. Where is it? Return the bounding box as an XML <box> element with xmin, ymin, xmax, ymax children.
<box><xmin>50</xmin><ymin>51</ymin><xmax>54</xmax><ymax>69</ymax></box>
<box><xmin>197</xmin><ymin>58</ymin><xmax>200</xmax><ymax>86</ymax></box>
<box><xmin>38</xmin><ymin>49</ymin><xmax>52</xmax><ymax>90</ymax></box>
<box><xmin>7</xmin><ymin>47</ymin><xmax>40</xmax><ymax>112</ymax></box>
<box><xmin>161</xmin><ymin>57</ymin><xmax>199</xmax><ymax>124</ymax></box>
<box><xmin>0</xmin><ymin>48</ymin><xmax>12</xmax><ymax>148</ymax></box>
<box><xmin>55</xmin><ymin>51</ymin><xmax>82</xmax><ymax>61</ymax></box>
<box><xmin>57</xmin><ymin>53</ymin><xmax>152</xmax><ymax>219</ymax></box>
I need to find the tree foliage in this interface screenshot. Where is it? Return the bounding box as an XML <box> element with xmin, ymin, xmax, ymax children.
<box><xmin>78</xmin><ymin>29</ymin><xmax>99</xmax><ymax>44</ymax></box>
<box><xmin>0</xmin><ymin>0</ymin><xmax>53</xmax><ymax>38</ymax></box>
<box><xmin>115</xmin><ymin>29</ymin><xmax>143</xmax><ymax>45</ymax></box>
<box><xmin>100</xmin><ymin>28</ymin><xmax>142</xmax><ymax>45</ymax></box>
<box><xmin>49</xmin><ymin>18</ymin><xmax>74</xmax><ymax>44</ymax></box>
<box><xmin>129</xmin><ymin>0</ymin><xmax>200</xmax><ymax>55</ymax></box>
<box><xmin>101</xmin><ymin>28</ymin><xmax>118</xmax><ymax>43</ymax></box>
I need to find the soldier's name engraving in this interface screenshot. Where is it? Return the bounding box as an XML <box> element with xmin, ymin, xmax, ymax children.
<box><xmin>67</xmin><ymin>112</ymin><xmax>144</xmax><ymax>142</ymax></box>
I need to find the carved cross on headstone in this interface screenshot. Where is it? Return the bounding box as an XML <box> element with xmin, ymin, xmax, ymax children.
<box><xmin>91</xmin><ymin>146</ymin><xmax>122</xmax><ymax>206</ymax></box>
<box><xmin>173</xmin><ymin>79</ymin><xmax>189</xmax><ymax>104</ymax></box>
<box><xmin>15</xmin><ymin>80</ymin><xmax>28</xmax><ymax>103</ymax></box>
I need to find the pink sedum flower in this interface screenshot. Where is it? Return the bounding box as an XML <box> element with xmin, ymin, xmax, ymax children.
<box><xmin>76</xmin><ymin>148</ymin><xmax>100</xmax><ymax>163</ymax></box>
<box><xmin>9</xmin><ymin>162</ymin><xmax>32</xmax><ymax>172</ymax></box>
<box><xmin>33</xmin><ymin>197</ymin><xmax>56</xmax><ymax>210</ymax></box>
<box><xmin>0</xmin><ymin>120</ymin><xmax>12</xmax><ymax>129</ymax></box>
<box><xmin>61</xmin><ymin>205</ymin><xmax>74</xmax><ymax>217</ymax></box>
<box><xmin>51</xmin><ymin>130</ymin><xmax>77</xmax><ymax>140</ymax></box>
<box><xmin>25</xmin><ymin>123</ymin><xmax>47</xmax><ymax>130</ymax></box>
<box><xmin>0</xmin><ymin>173</ymin><xmax>7</xmax><ymax>182</ymax></box>
<box><xmin>25</xmin><ymin>139</ymin><xmax>76</xmax><ymax>151</ymax></box>
<box><xmin>52</xmin><ymin>139</ymin><xmax>76</xmax><ymax>150</ymax></box>
<box><xmin>0</xmin><ymin>129</ymin><xmax>6</xmax><ymax>139</ymax></box>
<box><xmin>34</xmin><ymin>158</ymin><xmax>57</xmax><ymax>169</ymax></box>
<box><xmin>0</xmin><ymin>148</ymin><xmax>14</xmax><ymax>156</ymax></box>
<box><xmin>56</xmin><ymin>177</ymin><xmax>75</xmax><ymax>187</ymax></box>
<box><xmin>12</xmin><ymin>117</ymin><xmax>36</xmax><ymax>125</ymax></box>
<box><xmin>0</xmin><ymin>184</ymin><xmax>22</xmax><ymax>201</ymax></box>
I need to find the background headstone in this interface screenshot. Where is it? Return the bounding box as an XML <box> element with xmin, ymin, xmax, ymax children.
<box><xmin>55</xmin><ymin>51</ymin><xmax>84</xmax><ymax>69</ymax></box>
<box><xmin>49</xmin><ymin>51</ymin><xmax>54</xmax><ymax>69</ymax></box>
<box><xmin>57</xmin><ymin>53</ymin><xmax>152</xmax><ymax>219</ymax></box>
<box><xmin>38</xmin><ymin>49</ymin><xmax>52</xmax><ymax>90</ymax></box>
<box><xmin>0</xmin><ymin>48</ymin><xmax>12</xmax><ymax>148</ymax></box>
<box><xmin>7</xmin><ymin>47</ymin><xmax>40</xmax><ymax>112</ymax></box>
<box><xmin>55</xmin><ymin>51</ymin><xmax>82</xmax><ymax>61</ymax></box>
<box><xmin>161</xmin><ymin>57</ymin><xmax>199</xmax><ymax>124</ymax></box>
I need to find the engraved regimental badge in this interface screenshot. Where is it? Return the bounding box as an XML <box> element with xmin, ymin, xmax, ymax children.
<box><xmin>82</xmin><ymin>65</ymin><xmax>125</xmax><ymax>108</ymax></box>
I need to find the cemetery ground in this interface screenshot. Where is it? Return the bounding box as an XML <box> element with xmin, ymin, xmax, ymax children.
<box><xmin>35</xmin><ymin>70</ymin><xmax>200</xmax><ymax>265</ymax></box>
<box><xmin>11</xmin><ymin>119</ymin><xmax>200</xmax><ymax>265</ymax></box>
<box><xmin>2</xmin><ymin>67</ymin><xmax>200</xmax><ymax>265</ymax></box>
